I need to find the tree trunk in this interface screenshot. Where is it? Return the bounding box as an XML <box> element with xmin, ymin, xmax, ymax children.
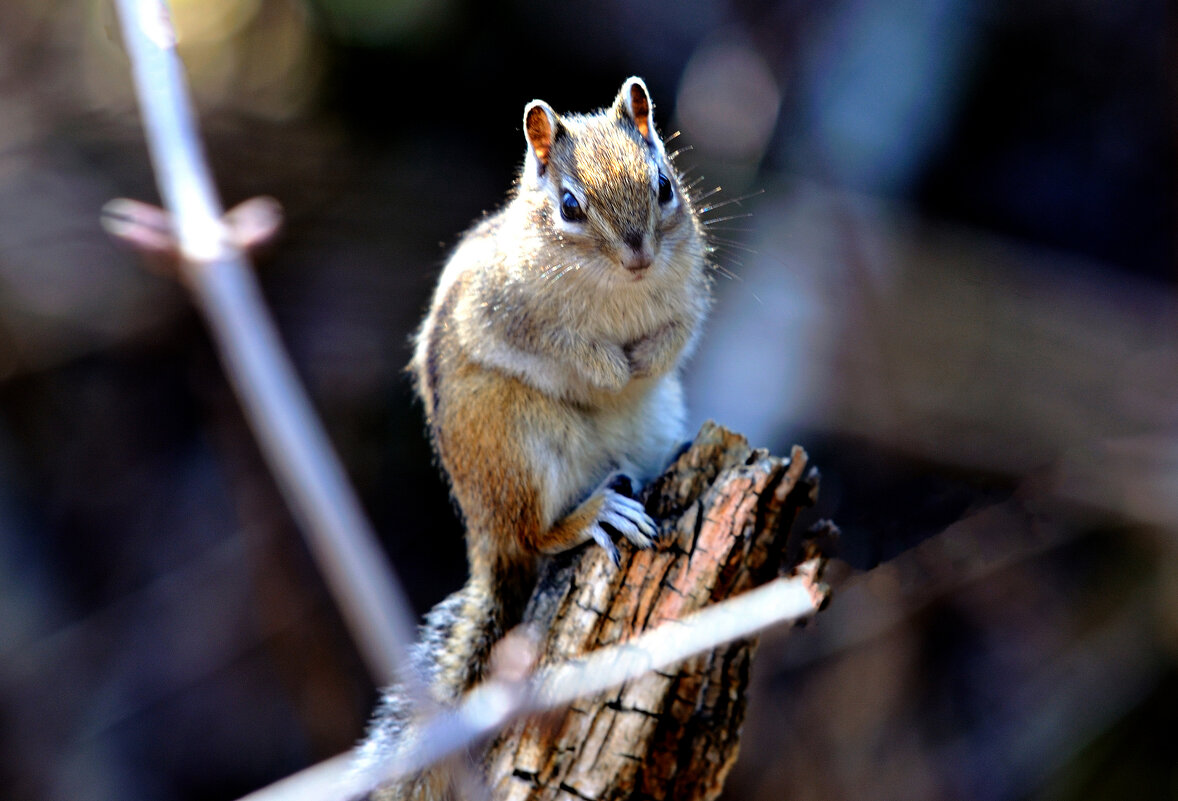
<box><xmin>482</xmin><ymin>421</ymin><xmax>831</xmax><ymax>800</ymax></box>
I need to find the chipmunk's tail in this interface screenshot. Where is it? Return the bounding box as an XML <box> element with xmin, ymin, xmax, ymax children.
<box><xmin>414</xmin><ymin>574</ymin><xmax>522</xmax><ymax>703</ymax></box>
<box><xmin>352</xmin><ymin>564</ymin><xmax>534</xmax><ymax>800</ymax></box>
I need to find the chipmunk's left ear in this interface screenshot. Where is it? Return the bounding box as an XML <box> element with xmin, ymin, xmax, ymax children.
<box><xmin>615</xmin><ymin>76</ymin><xmax>659</xmax><ymax>148</ymax></box>
<box><xmin>524</xmin><ymin>99</ymin><xmax>560</xmax><ymax>177</ymax></box>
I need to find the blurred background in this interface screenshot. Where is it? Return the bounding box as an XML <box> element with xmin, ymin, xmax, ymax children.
<box><xmin>0</xmin><ymin>0</ymin><xmax>1172</xmax><ymax>799</ymax></box>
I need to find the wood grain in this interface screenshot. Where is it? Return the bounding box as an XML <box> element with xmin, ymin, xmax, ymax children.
<box><xmin>483</xmin><ymin>421</ymin><xmax>829</xmax><ymax>800</ymax></box>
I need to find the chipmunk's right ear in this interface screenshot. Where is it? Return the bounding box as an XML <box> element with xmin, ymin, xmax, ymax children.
<box><xmin>524</xmin><ymin>100</ymin><xmax>559</xmax><ymax>177</ymax></box>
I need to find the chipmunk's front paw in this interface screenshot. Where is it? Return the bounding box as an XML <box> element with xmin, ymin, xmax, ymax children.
<box><xmin>624</xmin><ymin>320</ymin><xmax>687</xmax><ymax>378</ymax></box>
<box><xmin>585</xmin><ymin>342</ymin><xmax>631</xmax><ymax>391</ymax></box>
<box><xmin>587</xmin><ymin>489</ymin><xmax>658</xmax><ymax>565</ymax></box>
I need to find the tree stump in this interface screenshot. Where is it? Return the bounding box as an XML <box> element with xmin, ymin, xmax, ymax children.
<box><xmin>482</xmin><ymin>421</ymin><xmax>831</xmax><ymax>800</ymax></box>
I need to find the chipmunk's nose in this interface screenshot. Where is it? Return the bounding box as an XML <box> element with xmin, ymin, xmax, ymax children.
<box><xmin>621</xmin><ymin>229</ymin><xmax>652</xmax><ymax>273</ymax></box>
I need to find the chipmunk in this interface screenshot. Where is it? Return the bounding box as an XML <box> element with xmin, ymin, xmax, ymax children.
<box><xmin>355</xmin><ymin>76</ymin><xmax>711</xmax><ymax>799</ymax></box>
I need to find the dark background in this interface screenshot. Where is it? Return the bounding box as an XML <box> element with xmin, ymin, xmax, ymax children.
<box><xmin>0</xmin><ymin>1</ymin><xmax>1173</xmax><ymax>799</ymax></box>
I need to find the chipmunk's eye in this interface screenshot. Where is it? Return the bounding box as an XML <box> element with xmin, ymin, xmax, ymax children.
<box><xmin>657</xmin><ymin>171</ymin><xmax>673</xmax><ymax>205</ymax></box>
<box><xmin>560</xmin><ymin>190</ymin><xmax>586</xmax><ymax>222</ymax></box>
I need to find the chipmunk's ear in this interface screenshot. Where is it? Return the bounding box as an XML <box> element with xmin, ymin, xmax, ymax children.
<box><xmin>615</xmin><ymin>76</ymin><xmax>657</xmax><ymax>146</ymax></box>
<box><xmin>524</xmin><ymin>100</ymin><xmax>559</xmax><ymax>176</ymax></box>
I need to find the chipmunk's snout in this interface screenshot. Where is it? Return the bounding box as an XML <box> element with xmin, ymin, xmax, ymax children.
<box><xmin>620</xmin><ymin>229</ymin><xmax>653</xmax><ymax>273</ymax></box>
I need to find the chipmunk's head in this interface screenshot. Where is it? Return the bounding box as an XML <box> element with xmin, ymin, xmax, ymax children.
<box><xmin>521</xmin><ymin>77</ymin><xmax>701</xmax><ymax>284</ymax></box>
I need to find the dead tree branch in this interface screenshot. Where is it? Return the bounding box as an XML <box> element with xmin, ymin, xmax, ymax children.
<box><xmin>107</xmin><ymin>0</ymin><xmax>418</xmax><ymax>687</ymax></box>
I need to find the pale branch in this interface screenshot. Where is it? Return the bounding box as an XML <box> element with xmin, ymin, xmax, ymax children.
<box><xmin>352</xmin><ymin>569</ymin><xmax>829</xmax><ymax>797</ymax></box>
<box><xmin>109</xmin><ymin>0</ymin><xmax>417</xmax><ymax>688</ymax></box>
<box><xmin>268</xmin><ymin>569</ymin><xmax>827</xmax><ymax>801</ymax></box>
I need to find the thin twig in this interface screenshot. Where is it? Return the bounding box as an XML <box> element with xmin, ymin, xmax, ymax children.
<box><xmin>231</xmin><ymin>566</ymin><xmax>826</xmax><ymax>800</ymax></box>
<box><xmin>110</xmin><ymin>0</ymin><xmax>417</xmax><ymax>688</ymax></box>
<box><xmin>344</xmin><ymin>564</ymin><xmax>827</xmax><ymax>798</ymax></box>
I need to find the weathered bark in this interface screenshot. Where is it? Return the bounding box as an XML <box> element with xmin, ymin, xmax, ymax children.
<box><xmin>482</xmin><ymin>421</ymin><xmax>832</xmax><ymax>801</ymax></box>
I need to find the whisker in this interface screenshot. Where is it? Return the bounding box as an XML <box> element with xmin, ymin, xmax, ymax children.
<box><xmin>664</xmin><ymin>130</ymin><xmax>682</xmax><ymax>144</ymax></box>
<box><xmin>550</xmin><ymin>263</ymin><xmax>580</xmax><ymax>281</ymax></box>
<box><xmin>699</xmin><ymin>190</ymin><xmax>764</xmax><ymax>214</ymax></box>
<box><xmin>668</xmin><ymin>144</ymin><xmax>694</xmax><ymax>161</ymax></box>
<box><xmin>708</xmin><ymin>239</ymin><xmax>758</xmax><ymax>254</ymax></box>
<box><xmin>697</xmin><ymin>192</ymin><xmax>763</xmax><ymax>214</ymax></box>
<box><xmin>702</xmin><ymin>213</ymin><xmax>754</xmax><ymax>226</ymax></box>
<box><xmin>707</xmin><ymin>246</ymin><xmax>749</xmax><ymax>264</ymax></box>
<box><xmin>691</xmin><ymin>186</ymin><xmax>724</xmax><ymax>204</ymax></box>
<box><xmin>711</xmin><ymin>264</ymin><xmax>743</xmax><ymax>281</ymax></box>
<box><xmin>728</xmin><ymin>188</ymin><xmax>766</xmax><ymax>203</ymax></box>
<box><xmin>706</xmin><ymin>247</ymin><xmax>753</xmax><ymax>259</ymax></box>
<box><xmin>703</xmin><ymin>225</ymin><xmax>755</xmax><ymax>234</ymax></box>
<box><xmin>541</xmin><ymin>262</ymin><xmax>579</xmax><ymax>280</ymax></box>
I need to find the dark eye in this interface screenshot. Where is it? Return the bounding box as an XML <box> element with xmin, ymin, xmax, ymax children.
<box><xmin>560</xmin><ymin>190</ymin><xmax>586</xmax><ymax>222</ymax></box>
<box><xmin>657</xmin><ymin>171</ymin><xmax>673</xmax><ymax>205</ymax></box>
